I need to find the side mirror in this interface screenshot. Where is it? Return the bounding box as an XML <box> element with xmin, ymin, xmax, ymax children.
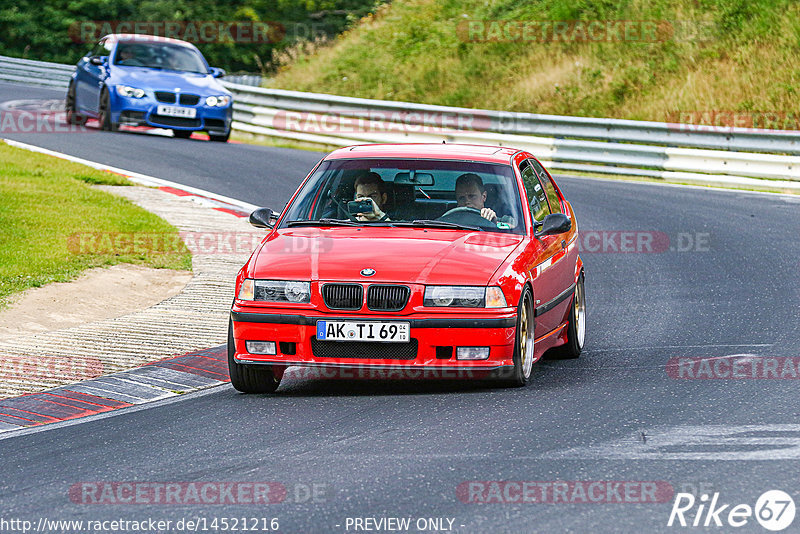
<box><xmin>89</xmin><ymin>56</ymin><xmax>106</xmax><ymax>66</ymax></box>
<box><xmin>209</xmin><ymin>67</ymin><xmax>226</xmax><ymax>78</ymax></box>
<box><xmin>534</xmin><ymin>213</ymin><xmax>571</xmax><ymax>237</ymax></box>
<box><xmin>249</xmin><ymin>207</ymin><xmax>277</xmax><ymax>229</ymax></box>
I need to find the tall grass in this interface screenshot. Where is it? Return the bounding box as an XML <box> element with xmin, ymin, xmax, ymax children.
<box><xmin>271</xmin><ymin>0</ymin><xmax>800</xmax><ymax>122</ymax></box>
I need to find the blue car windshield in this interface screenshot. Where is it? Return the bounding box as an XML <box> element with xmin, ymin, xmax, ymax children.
<box><xmin>113</xmin><ymin>43</ymin><xmax>207</xmax><ymax>74</ymax></box>
<box><xmin>280</xmin><ymin>158</ymin><xmax>525</xmax><ymax>234</ymax></box>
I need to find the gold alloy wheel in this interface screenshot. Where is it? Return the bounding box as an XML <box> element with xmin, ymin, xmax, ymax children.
<box><xmin>575</xmin><ymin>277</ymin><xmax>586</xmax><ymax>349</ymax></box>
<box><xmin>520</xmin><ymin>297</ymin><xmax>534</xmax><ymax>379</ymax></box>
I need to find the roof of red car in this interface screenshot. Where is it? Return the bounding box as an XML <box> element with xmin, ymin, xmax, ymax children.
<box><xmin>326</xmin><ymin>144</ymin><xmax>521</xmax><ymax>164</ymax></box>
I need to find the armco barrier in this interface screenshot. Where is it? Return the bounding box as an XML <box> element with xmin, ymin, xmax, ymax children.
<box><xmin>2</xmin><ymin>54</ymin><xmax>800</xmax><ymax>187</ymax></box>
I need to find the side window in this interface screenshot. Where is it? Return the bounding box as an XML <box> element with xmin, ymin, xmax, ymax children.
<box><xmin>90</xmin><ymin>39</ymin><xmax>112</xmax><ymax>57</ymax></box>
<box><xmin>530</xmin><ymin>159</ymin><xmax>562</xmax><ymax>214</ymax></box>
<box><xmin>520</xmin><ymin>160</ymin><xmax>550</xmax><ymax>223</ymax></box>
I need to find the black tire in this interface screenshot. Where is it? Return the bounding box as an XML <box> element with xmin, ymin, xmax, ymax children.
<box><xmin>99</xmin><ymin>89</ymin><xmax>118</xmax><ymax>132</ymax></box>
<box><xmin>173</xmin><ymin>130</ymin><xmax>192</xmax><ymax>139</ymax></box>
<box><xmin>209</xmin><ymin>129</ymin><xmax>230</xmax><ymax>143</ymax></box>
<box><xmin>498</xmin><ymin>287</ymin><xmax>535</xmax><ymax>387</ymax></box>
<box><xmin>65</xmin><ymin>83</ymin><xmax>86</xmax><ymax>125</ymax></box>
<box><xmin>227</xmin><ymin>319</ymin><xmax>281</xmax><ymax>394</ymax></box>
<box><xmin>547</xmin><ymin>273</ymin><xmax>586</xmax><ymax>360</ymax></box>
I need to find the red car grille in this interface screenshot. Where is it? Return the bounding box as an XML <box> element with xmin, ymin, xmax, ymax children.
<box><xmin>322</xmin><ymin>284</ymin><xmax>363</xmax><ymax>310</ymax></box>
<box><xmin>311</xmin><ymin>338</ymin><xmax>418</xmax><ymax>360</ymax></box>
<box><xmin>367</xmin><ymin>285</ymin><xmax>410</xmax><ymax>311</ymax></box>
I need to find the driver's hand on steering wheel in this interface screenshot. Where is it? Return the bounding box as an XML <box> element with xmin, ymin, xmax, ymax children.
<box><xmin>355</xmin><ymin>196</ymin><xmax>387</xmax><ymax>221</ymax></box>
<box><xmin>480</xmin><ymin>207</ymin><xmax>498</xmax><ymax>222</ymax></box>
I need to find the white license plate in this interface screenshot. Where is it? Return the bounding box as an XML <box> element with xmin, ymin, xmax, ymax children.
<box><xmin>316</xmin><ymin>321</ymin><xmax>410</xmax><ymax>343</ymax></box>
<box><xmin>157</xmin><ymin>105</ymin><xmax>196</xmax><ymax>118</ymax></box>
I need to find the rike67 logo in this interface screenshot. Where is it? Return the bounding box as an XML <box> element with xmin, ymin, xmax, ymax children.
<box><xmin>668</xmin><ymin>490</ymin><xmax>796</xmax><ymax>531</ymax></box>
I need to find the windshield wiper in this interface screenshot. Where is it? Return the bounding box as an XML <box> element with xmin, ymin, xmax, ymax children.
<box><xmin>287</xmin><ymin>218</ymin><xmax>360</xmax><ymax>227</ymax></box>
<box><xmin>400</xmin><ymin>220</ymin><xmax>481</xmax><ymax>231</ymax></box>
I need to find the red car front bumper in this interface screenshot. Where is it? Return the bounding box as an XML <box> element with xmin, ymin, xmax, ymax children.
<box><xmin>230</xmin><ymin>306</ymin><xmax>517</xmax><ymax>373</ymax></box>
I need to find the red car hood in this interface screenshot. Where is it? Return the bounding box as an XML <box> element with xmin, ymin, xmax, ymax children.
<box><xmin>251</xmin><ymin>227</ymin><xmax>523</xmax><ymax>286</ymax></box>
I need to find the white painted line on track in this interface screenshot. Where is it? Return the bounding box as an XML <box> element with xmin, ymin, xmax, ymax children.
<box><xmin>555</xmin><ymin>172</ymin><xmax>800</xmax><ymax>198</ymax></box>
<box><xmin>550</xmin><ymin>424</ymin><xmax>800</xmax><ymax>460</ymax></box>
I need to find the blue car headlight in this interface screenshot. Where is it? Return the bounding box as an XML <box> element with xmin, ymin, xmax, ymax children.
<box><xmin>116</xmin><ymin>86</ymin><xmax>146</xmax><ymax>98</ymax></box>
<box><xmin>205</xmin><ymin>95</ymin><xmax>231</xmax><ymax>107</ymax></box>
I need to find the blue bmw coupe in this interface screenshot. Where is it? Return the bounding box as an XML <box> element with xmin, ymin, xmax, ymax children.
<box><xmin>67</xmin><ymin>34</ymin><xmax>233</xmax><ymax>142</ymax></box>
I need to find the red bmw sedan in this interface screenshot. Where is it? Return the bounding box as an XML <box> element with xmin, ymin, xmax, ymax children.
<box><xmin>229</xmin><ymin>144</ymin><xmax>585</xmax><ymax>392</ymax></box>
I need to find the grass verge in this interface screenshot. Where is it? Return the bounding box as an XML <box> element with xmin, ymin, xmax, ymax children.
<box><xmin>270</xmin><ymin>0</ymin><xmax>800</xmax><ymax>124</ymax></box>
<box><xmin>0</xmin><ymin>142</ymin><xmax>191</xmax><ymax>309</ymax></box>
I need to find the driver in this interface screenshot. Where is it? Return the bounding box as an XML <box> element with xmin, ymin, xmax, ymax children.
<box><xmin>116</xmin><ymin>45</ymin><xmax>138</xmax><ymax>65</ymax></box>
<box><xmin>455</xmin><ymin>173</ymin><xmax>498</xmax><ymax>222</ymax></box>
<box><xmin>353</xmin><ymin>171</ymin><xmax>391</xmax><ymax>221</ymax></box>
<box><xmin>454</xmin><ymin>173</ymin><xmax>516</xmax><ymax>227</ymax></box>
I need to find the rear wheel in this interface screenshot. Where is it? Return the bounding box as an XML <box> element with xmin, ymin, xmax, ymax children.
<box><xmin>227</xmin><ymin>319</ymin><xmax>281</xmax><ymax>393</ymax></box>
<box><xmin>548</xmin><ymin>273</ymin><xmax>586</xmax><ymax>359</ymax></box>
<box><xmin>173</xmin><ymin>130</ymin><xmax>192</xmax><ymax>139</ymax></box>
<box><xmin>499</xmin><ymin>287</ymin><xmax>534</xmax><ymax>387</ymax></box>
<box><xmin>99</xmin><ymin>89</ymin><xmax>118</xmax><ymax>132</ymax></box>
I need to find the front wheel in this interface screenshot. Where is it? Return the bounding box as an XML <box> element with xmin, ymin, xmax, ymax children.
<box><xmin>227</xmin><ymin>319</ymin><xmax>281</xmax><ymax>393</ymax></box>
<box><xmin>99</xmin><ymin>89</ymin><xmax>118</xmax><ymax>132</ymax></box>
<box><xmin>65</xmin><ymin>83</ymin><xmax>86</xmax><ymax>125</ymax></box>
<box><xmin>548</xmin><ymin>273</ymin><xmax>586</xmax><ymax>359</ymax></box>
<box><xmin>499</xmin><ymin>287</ymin><xmax>535</xmax><ymax>387</ymax></box>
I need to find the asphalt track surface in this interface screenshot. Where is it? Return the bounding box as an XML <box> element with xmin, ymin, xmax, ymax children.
<box><xmin>1</xmin><ymin>82</ymin><xmax>800</xmax><ymax>533</ymax></box>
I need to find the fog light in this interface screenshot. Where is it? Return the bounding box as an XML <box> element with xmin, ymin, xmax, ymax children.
<box><xmin>246</xmin><ymin>341</ymin><xmax>276</xmax><ymax>355</ymax></box>
<box><xmin>456</xmin><ymin>347</ymin><xmax>490</xmax><ymax>360</ymax></box>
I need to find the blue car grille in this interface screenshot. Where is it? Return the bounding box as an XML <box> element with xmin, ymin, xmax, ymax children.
<box><xmin>179</xmin><ymin>94</ymin><xmax>200</xmax><ymax>105</ymax></box>
<box><xmin>155</xmin><ymin>91</ymin><xmax>175</xmax><ymax>103</ymax></box>
<box><xmin>153</xmin><ymin>92</ymin><xmax>200</xmax><ymax>106</ymax></box>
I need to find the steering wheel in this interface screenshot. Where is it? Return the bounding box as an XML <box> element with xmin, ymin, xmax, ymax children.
<box><xmin>437</xmin><ymin>206</ymin><xmax>497</xmax><ymax>229</ymax></box>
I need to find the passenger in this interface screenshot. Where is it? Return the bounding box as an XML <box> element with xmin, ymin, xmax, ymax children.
<box><xmin>353</xmin><ymin>171</ymin><xmax>391</xmax><ymax>221</ymax></box>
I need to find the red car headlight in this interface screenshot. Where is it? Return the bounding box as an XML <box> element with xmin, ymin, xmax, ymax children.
<box><xmin>238</xmin><ymin>279</ymin><xmax>311</xmax><ymax>303</ymax></box>
<box><xmin>423</xmin><ymin>286</ymin><xmax>507</xmax><ymax>308</ymax></box>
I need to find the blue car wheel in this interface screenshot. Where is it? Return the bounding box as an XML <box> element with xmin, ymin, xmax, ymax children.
<box><xmin>99</xmin><ymin>89</ymin><xmax>119</xmax><ymax>132</ymax></box>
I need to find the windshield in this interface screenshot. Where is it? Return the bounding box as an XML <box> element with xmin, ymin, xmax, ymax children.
<box><xmin>113</xmin><ymin>42</ymin><xmax>208</xmax><ymax>73</ymax></box>
<box><xmin>280</xmin><ymin>158</ymin><xmax>525</xmax><ymax>234</ymax></box>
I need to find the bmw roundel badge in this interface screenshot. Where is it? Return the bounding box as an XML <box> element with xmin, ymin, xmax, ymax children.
<box><xmin>360</xmin><ymin>268</ymin><xmax>376</xmax><ymax>277</ymax></box>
